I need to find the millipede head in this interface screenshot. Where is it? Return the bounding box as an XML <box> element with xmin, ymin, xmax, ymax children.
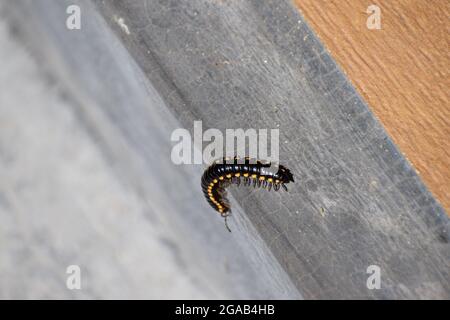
<box><xmin>277</xmin><ymin>165</ymin><xmax>295</xmax><ymax>183</ymax></box>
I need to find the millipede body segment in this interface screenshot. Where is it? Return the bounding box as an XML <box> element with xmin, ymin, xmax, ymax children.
<box><xmin>201</xmin><ymin>157</ymin><xmax>294</xmax><ymax>216</ymax></box>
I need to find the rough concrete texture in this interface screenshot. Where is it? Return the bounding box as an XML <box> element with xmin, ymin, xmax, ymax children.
<box><xmin>0</xmin><ymin>2</ymin><xmax>299</xmax><ymax>299</ymax></box>
<box><xmin>1</xmin><ymin>0</ymin><xmax>449</xmax><ymax>299</ymax></box>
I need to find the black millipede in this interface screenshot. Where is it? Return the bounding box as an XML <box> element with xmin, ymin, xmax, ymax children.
<box><xmin>201</xmin><ymin>157</ymin><xmax>294</xmax><ymax>231</ymax></box>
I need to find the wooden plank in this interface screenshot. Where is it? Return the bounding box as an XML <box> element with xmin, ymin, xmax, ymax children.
<box><xmin>294</xmin><ymin>0</ymin><xmax>450</xmax><ymax>212</ymax></box>
<box><xmin>94</xmin><ymin>0</ymin><xmax>450</xmax><ymax>299</ymax></box>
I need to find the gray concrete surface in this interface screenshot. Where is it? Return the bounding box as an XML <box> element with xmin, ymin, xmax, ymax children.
<box><xmin>1</xmin><ymin>0</ymin><xmax>449</xmax><ymax>299</ymax></box>
<box><xmin>0</xmin><ymin>1</ymin><xmax>300</xmax><ymax>299</ymax></box>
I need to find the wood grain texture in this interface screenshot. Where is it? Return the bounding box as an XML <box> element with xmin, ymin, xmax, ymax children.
<box><xmin>294</xmin><ymin>0</ymin><xmax>450</xmax><ymax>212</ymax></box>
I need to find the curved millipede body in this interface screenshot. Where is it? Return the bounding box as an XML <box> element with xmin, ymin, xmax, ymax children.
<box><xmin>201</xmin><ymin>157</ymin><xmax>294</xmax><ymax>217</ymax></box>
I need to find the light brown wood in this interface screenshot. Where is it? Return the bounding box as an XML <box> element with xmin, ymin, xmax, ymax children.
<box><xmin>294</xmin><ymin>0</ymin><xmax>450</xmax><ymax>212</ymax></box>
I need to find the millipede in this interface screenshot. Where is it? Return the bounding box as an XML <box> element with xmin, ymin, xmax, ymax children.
<box><xmin>201</xmin><ymin>157</ymin><xmax>294</xmax><ymax>231</ymax></box>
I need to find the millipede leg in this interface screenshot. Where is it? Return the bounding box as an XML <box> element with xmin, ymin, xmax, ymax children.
<box><xmin>224</xmin><ymin>215</ymin><xmax>231</xmax><ymax>233</ymax></box>
<box><xmin>221</xmin><ymin>212</ymin><xmax>232</xmax><ymax>233</ymax></box>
